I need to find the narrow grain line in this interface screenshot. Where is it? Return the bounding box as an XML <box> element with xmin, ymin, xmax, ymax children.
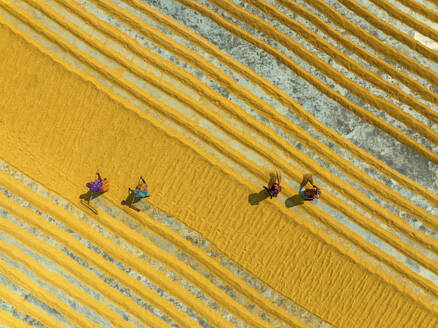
<box><xmin>425</xmin><ymin>0</ymin><xmax>438</xmax><ymax>9</ymax></box>
<box><xmin>53</xmin><ymin>0</ymin><xmax>438</xmax><ymax>232</ymax></box>
<box><xmin>126</xmin><ymin>190</ymin><xmax>438</xmax><ymax>314</ymax></box>
<box><xmin>208</xmin><ymin>0</ymin><xmax>438</xmax><ymax>146</ymax></box>
<box><xmin>123</xmin><ymin>207</ymin><xmax>309</xmax><ymax>328</ymax></box>
<box><xmin>173</xmin><ymin>0</ymin><xmax>438</xmax><ymax>164</ymax></box>
<box><xmin>0</xmin><ymin>216</ymin><xmax>169</xmax><ymax>328</ymax></box>
<box><xmin>395</xmin><ymin>0</ymin><xmax>438</xmax><ymax>22</ymax></box>
<box><xmin>331</xmin><ymin>0</ymin><xmax>438</xmax><ymax>65</ymax></box>
<box><xmin>0</xmin><ymin>256</ymin><xmax>101</xmax><ymax>328</ymax></box>
<box><xmin>0</xmin><ymin>240</ymin><xmax>138</xmax><ymax>328</ymax></box>
<box><xmin>275</xmin><ymin>0</ymin><xmax>438</xmax><ymax>106</ymax></box>
<box><xmin>86</xmin><ymin>0</ymin><xmax>438</xmax><ymax>241</ymax></box>
<box><xmin>4</xmin><ymin>140</ymin><xmax>438</xmax><ymax>325</ymax></box>
<box><xmin>116</xmin><ymin>0</ymin><xmax>438</xmax><ymax>209</ymax></box>
<box><xmin>1</xmin><ymin>10</ymin><xmax>436</xmax><ymax>322</ymax></box>
<box><xmin>0</xmin><ymin>288</ymin><xmax>70</xmax><ymax>328</ymax></box>
<box><xmin>370</xmin><ymin>0</ymin><xmax>438</xmax><ymax>42</ymax></box>
<box><xmin>8</xmin><ymin>179</ymin><xmax>275</xmax><ymax>327</ymax></box>
<box><xmin>0</xmin><ymin>196</ymin><xmax>184</xmax><ymax>328</ymax></box>
<box><xmin>0</xmin><ymin>309</ymin><xmax>37</xmax><ymax>328</ymax></box>
<box><xmin>108</xmin><ymin>0</ymin><xmax>435</xmax><ymax>243</ymax></box>
<box><xmin>12</xmin><ymin>0</ymin><xmax>438</xmax><ymax>280</ymax></box>
<box><xmin>246</xmin><ymin>0</ymin><xmax>438</xmax><ymax>124</ymax></box>
<box><xmin>0</xmin><ymin>173</ymin><xmax>256</xmax><ymax>328</ymax></box>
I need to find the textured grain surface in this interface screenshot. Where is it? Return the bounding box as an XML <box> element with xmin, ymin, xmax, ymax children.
<box><xmin>0</xmin><ymin>0</ymin><xmax>437</xmax><ymax>327</ymax></box>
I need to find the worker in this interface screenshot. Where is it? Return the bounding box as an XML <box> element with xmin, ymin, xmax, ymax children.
<box><xmin>85</xmin><ymin>172</ymin><xmax>109</xmax><ymax>202</ymax></box>
<box><xmin>129</xmin><ymin>176</ymin><xmax>149</xmax><ymax>199</ymax></box>
<box><xmin>264</xmin><ymin>171</ymin><xmax>282</xmax><ymax>199</ymax></box>
<box><xmin>299</xmin><ymin>174</ymin><xmax>321</xmax><ymax>201</ymax></box>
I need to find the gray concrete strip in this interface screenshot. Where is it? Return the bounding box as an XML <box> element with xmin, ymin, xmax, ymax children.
<box><xmin>0</xmin><ymin>160</ymin><xmax>327</xmax><ymax>326</ymax></box>
<box><xmin>126</xmin><ymin>0</ymin><xmax>437</xmax><ymax>223</ymax></box>
<box><xmin>15</xmin><ymin>0</ymin><xmax>438</xmax><ymax>239</ymax></box>
<box><xmin>4</xmin><ymin>0</ymin><xmax>438</xmax><ymax>296</ymax></box>
<box><xmin>1</xmin><ymin>0</ymin><xmax>437</xmax><ymax>323</ymax></box>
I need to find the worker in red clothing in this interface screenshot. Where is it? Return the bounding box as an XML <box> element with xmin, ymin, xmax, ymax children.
<box><xmin>299</xmin><ymin>174</ymin><xmax>321</xmax><ymax>201</ymax></box>
<box><xmin>264</xmin><ymin>171</ymin><xmax>282</xmax><ymax>199</ymax></box>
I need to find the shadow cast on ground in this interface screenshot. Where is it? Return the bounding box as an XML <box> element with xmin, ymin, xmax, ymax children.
<box><xmin>79</xmin><ymin>190</ymin><xmax>104</xmax><ymax>202</ymax></box>
<box><xmin>248</xmin><ymin>189</ymin><xmax>270</xmax><ymax>205</ymax></box>
<box><xmin>121</xmin><ymin>191</ymin><xmax>139</xmax><ymax>204</ymax></box>
<box><xmin>249</xmin><ymin>173</ymin><xmax>279</xmax><ymax>205</ymax></box>
<box><xmin>285</xmin><ymin>194</ymin><xmax>305</xmax><ymax>208</ymax></box>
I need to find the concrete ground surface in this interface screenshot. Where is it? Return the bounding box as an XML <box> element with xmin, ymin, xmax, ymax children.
<box><xmin>0</xmin><ymin>0</ymin><xmax>437</xmax><ymax>327</ymax></box>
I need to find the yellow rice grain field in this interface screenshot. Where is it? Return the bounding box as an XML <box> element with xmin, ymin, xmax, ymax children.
<box><xmin>0</xmin><ymin>0</ymin><xmax>437</xmax><ymax>327</ymax></box>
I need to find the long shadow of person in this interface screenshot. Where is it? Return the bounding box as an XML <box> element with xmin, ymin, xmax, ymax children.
<box><xmin>79</xmin><ymin>190</ymin><xmax>104</xmax><ymax>203</ymax></box>
<box><xmin>121</xmin><ymin>189</ymin><xmax>141</xmax><ymax>211</ymax></box>
<box><xmin>248</xmin><ymin>173</ymin><xmax>276</xmax><ymax>205</ymax></box>
<box><xmin>285</xmin><ymin>194</ymin><xmax>304</xmax><ymax>208</ymax></box>
<box><xmin>248</xmin><ymin>189</ymin><xmax>270</xmax><ymax>205</ymax></box>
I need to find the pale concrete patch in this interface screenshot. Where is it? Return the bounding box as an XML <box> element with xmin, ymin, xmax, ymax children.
<box><xmin>414</xmin><ymin>27</ymin><xmax>438</xmax><ymax>51</ymax></box>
